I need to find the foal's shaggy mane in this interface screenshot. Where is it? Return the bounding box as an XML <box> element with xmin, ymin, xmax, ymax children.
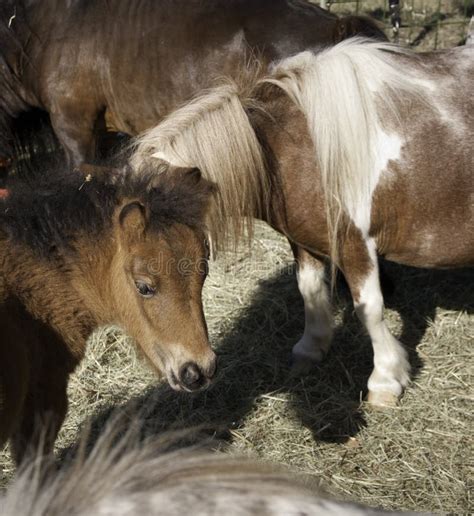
<box><xmin>0</xmin><ymin>163</ymin><xmax>212</xmax><ymax>258</ymax></box>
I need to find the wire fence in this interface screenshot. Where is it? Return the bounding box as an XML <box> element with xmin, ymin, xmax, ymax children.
<box><xmin>316</xmin><ymin>0</ymin><xmax>473</xmax><ymax>48</ymax></box>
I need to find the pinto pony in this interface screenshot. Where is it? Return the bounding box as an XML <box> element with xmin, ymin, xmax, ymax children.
<box><xmin>133</xmin><ymin>39</ymin><xmax>474</xmax><ymax>407</ymax></box>
<box><xmin>0</xmin><ymin>0</ymin><xmax>386</xmax><ymax>169</ymax></box>
<box><xmin>1</xmin><ymin>421</ymin><xmax>418</xmax><ymax>516</ymax></box>
<box><xmin>0</xmin><ymin>164</ymin><xmax>217</xmax><ymax>463</ymax></box>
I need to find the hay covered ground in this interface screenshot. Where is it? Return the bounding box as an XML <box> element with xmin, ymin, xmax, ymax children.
<box><xmin>1</xmin><ymin>223</ymin><xmax>472</xmax><ymax>513</ymax></box>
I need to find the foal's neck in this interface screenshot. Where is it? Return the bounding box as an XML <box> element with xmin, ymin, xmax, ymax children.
<box><xmin>1</xmin><ymin>237</ymin><xmax>112</xmax><ymax>359</ymax></box>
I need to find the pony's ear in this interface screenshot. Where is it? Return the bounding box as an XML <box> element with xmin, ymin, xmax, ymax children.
<box><xmin>118</xmin><ymin>201</ymin><xmax>147</xmax><ymax>244</ymax></box>
<box><xmin>148</xmin><ymin>165</ymin><xmax>217</xmax><ymax>196</ymax></box>
<box><xmin>173</xmin><ymin>166</ymin><xmax>217</xmax><ymax>196</ymax></box>
<box><xmin>174</xmin><ymin>166</ymin><xmax>204</xmax><ymax>187</ymax></box>
<box><xmin>146</xmin><ymin>166</ymin><xmax>200</xmax><ymax>189</ymax></box>
<box><xmin>179</xmin><ymin>166</ymin><xmax>202</xmax><ymax>185</ymax></box>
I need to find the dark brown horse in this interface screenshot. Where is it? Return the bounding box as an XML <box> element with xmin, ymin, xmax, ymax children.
<box><xmin>0</xmin><ymin>0</ymin><xmax>385</xmax><ymax>168</ymax></box>
<box><xmin>0</xmin><ymin>162</ymin><xmax>216</xmax><ymax>463</ymax></box>
<box><xmin>133</xmin><ymin>39</ymin><xmax>473</xmax><ymax>408</ymax></box>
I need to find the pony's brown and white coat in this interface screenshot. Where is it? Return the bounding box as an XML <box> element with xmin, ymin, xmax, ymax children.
<box><xmin>266</xmin><ymin>40</ymin><xmax>428</xmax><ymax>254</ymax></box>
<box><xmin>132</xmin><ymin>39</ymin><xmax>473</xmax><ymax>406</ymax></box>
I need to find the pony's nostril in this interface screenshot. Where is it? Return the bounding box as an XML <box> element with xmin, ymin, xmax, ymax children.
<box><xmin>179</xmin><ymin>362</ymin><xmax>203</xmax><ymax>389</ymax></box>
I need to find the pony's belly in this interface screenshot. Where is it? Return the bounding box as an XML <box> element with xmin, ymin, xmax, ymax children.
<box><xmin>383</xmin><ymin>237</ymin><xmax>474</xmax><ymax>269</ymax></box>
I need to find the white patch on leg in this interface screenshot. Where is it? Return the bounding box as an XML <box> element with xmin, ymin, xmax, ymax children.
<box><xmin>355</xmin><ymin>240</ymin><xmax>410</xmax><ymax>405</ymax></box>
<box><xmin>292</xmin><ymin>263</ymin><xmax>333</xmax><ymax>370</ymax></box>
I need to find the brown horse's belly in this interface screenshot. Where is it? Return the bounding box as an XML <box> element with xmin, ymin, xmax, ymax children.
<box><xmin>382</xmin><ymin>229</ymin><xmax>474</xmax><ymax>269</ymax></box>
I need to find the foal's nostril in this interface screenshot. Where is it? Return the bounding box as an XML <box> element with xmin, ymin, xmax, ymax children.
<box><xmin>179</xmin><ymin>362</ymin><xmax>204</xmax><ymax>390</ymax></box>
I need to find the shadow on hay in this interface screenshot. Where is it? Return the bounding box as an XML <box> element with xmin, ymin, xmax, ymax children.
<box><xmin>59</xmin><ymin>262</ymin><xmax>473</xmax><ymax>460</ymax></box>
<box><xmin>383</xmin><ymin>262</ymin><xmax>473</xmax><ymax>376</ymax></box>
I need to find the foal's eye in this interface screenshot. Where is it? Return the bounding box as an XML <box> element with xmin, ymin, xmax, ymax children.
<box><xmin>135</xmin><ymin>280</ymin><xmax>156</xmax><ymax>298</ymax></box>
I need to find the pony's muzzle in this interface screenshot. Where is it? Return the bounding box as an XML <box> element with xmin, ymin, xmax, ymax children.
<box><xmin>177</xmin><ymin>356</ymin><xmax>217</xmax><ymax>392</ymax></box>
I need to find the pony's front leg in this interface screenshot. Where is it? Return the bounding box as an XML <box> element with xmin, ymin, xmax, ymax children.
<box><xmin>10</xmin><ymin>370</ymin><xmax>69</xmax><ymax>466</ymax></box>
<box><xmin>49</xmin><ymin>104</ymin><xmax>98</xmax><ymax>168</ymax></box>
<box><xmin>10</xmin><ymin>329</ymin><xmax>74</xmax><ymax>465</ymax></box>
<box><xmin>290</xmin><ymin>245</ymin><xmax>333</xmax><ymax>374</ymax></box>
<box><xmin>342</xmin><ymin>239</ymin><xmax>410</xmax><ymax>407</ymax></box>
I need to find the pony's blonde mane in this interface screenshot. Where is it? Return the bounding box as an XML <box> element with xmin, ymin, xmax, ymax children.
<box><xmin>131</xmin><ymin>39</ymin><xmax>429</xmax><ymax>262</ymax></box>
<box><xmin>265</xmin><ymin>38</ymin><xmax>426</xmax><ymax>268</ymax></box>
<box><xmin>131</xmin><ymin>83</ymin><xmax>269</xmax><ymax>249</ymax></box>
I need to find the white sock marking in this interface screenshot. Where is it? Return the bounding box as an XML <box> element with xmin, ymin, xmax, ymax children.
<box><xmin>293</xmin><ymin>262</ymin><xmax>333</xmax><ymax>362</ymax></box>
<box><xmin>355</xmin><ymin>240</ymin><xmax>410</xmax><ymax>399</ymax></box>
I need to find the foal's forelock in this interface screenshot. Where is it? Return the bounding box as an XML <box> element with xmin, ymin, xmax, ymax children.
<box><xmin>131</xmin><ymin>84</ymin><xmax>270</xmax><ymax>250</ymax></box>
<box><xmin>265</xmin><ymin>38</ymin><xmax>428</xmax><ymax>265</ymax></box>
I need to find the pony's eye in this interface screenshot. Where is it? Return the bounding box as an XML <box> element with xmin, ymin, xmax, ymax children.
<box><xmin>135</xmin><ymin>280</ymin><xmax>156</xmax><ymax>298</ymax></box>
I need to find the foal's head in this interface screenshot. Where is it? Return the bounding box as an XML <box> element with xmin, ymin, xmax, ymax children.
<box><xmin>99</xmin><ymin>165</ymin><xmax>217</xmax><ymax>391</ymax></box>
<box><xmin>1</xmin><ymin>162</ymin><xmax>217</xmax><ymax>391</ymax></box>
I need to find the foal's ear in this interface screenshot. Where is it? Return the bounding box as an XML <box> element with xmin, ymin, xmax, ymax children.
<box><xmin>118</xmin><ymin>201</ymin><xmax>147</xmax><ymax>243</ymax></box>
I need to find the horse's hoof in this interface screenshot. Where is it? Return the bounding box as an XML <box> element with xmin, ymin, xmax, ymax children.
<box><xmin>366</xmin><ymin>390</ymin><xmax>400</xmax><ymax>408</ymax></box>
<box><xmin>289</xmin><ymin>350</ymin><xmax>322</xmax><ymax>376</ymax></box>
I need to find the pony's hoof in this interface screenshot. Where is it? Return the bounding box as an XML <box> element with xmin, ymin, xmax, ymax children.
<box><xmin>366</xmin><ymin>390</ymin><xmax>400</xmax><ymax>408</ymax></box>
<box><xmin>289</xmin><ymin>350</ymin><xmax>322</xmax><ymax>376</ymax></box>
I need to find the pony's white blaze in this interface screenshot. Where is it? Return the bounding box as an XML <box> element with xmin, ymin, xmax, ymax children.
<box><xmin>354</xmin><ymin>240</ymin><xmax>410</xmax><ymax>405</ymax></box>
<box><xmin>293</xmin><ymin>262</ymin><xmax>333</xmax><ymax>364</ymax></box>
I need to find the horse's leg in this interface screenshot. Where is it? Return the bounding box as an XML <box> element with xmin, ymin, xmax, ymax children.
<box><xmin>49</xmin><ymin>106</ymin><xmax>98</xmax><ymax>168</ymax></box>
<box><xmin>0</xmin><ymin>320</ymin><xmax>29</xmax><ymax>452</ymax></box>
<box><xmin>10</xmin><ymin>325</ymin><xmax>74</xmax><ymax>465</ymax></box>
<box><xmin>342</xmin><ymin>239</ymin><xmax>410</xmax><ymax>407</ymax></box>
<box><xmin>290</xmin><ymin>244</ymin><xmax>333</xmax><ymax>374</ymax></box>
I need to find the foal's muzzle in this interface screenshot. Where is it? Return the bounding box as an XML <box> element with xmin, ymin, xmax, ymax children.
<box><xmin>174</xmin><ymin>356</ymin><xmax>217</xmax><ymax>392</ymax></box>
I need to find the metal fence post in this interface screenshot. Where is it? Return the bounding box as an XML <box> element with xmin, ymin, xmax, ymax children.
<box><xmin>389</xmin><ymin>0</ymin><xmax>401</xmax><ymax>43</ymax></box>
